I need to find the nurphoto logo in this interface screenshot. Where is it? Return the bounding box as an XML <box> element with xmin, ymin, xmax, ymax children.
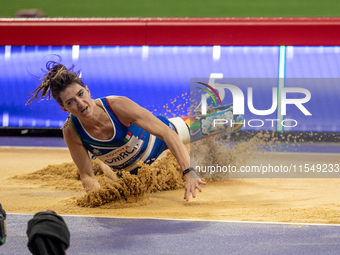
<box><xmin>197</xmin><ymin>82</ymin><xmax>312</xmax><ymax>128</ymax></box>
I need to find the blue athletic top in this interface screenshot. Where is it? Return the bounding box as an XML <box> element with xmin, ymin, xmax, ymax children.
<box><xmin>70</xmin><ymin>97</ymin><xmax>171</xmax><ymax>172</ymax></box>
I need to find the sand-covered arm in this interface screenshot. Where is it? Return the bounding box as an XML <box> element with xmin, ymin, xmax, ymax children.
<box><xmin>93</xmin><ymin>158</ymin><xmax>120</xmax><ymax>182</ymax></box>
<box><xmin>62</xmin><ymin>121</ymin><xmax>100</xmax><ymax>192</ymax></box>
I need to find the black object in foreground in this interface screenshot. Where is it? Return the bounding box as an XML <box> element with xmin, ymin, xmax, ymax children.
<box><xmin>0</xmin><ymin>203</ymin><xmax>6</xmax><ymax>245</ymax></box>
<box><xmin>27</xmin><ymin>210</ymin><xmax>70</xmax><ymax>255</ymax></box>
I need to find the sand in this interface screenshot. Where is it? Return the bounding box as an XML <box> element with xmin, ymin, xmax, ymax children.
<box><xmin>1</xmin><ymin>143</ymin><xmax>340</xmax><ymax>224</ymax></box>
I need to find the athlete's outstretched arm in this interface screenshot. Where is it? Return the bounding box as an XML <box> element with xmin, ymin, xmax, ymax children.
<box><xmin>107</xmin><ymin>96</ymin><xmax>206</xmax><ymax>201</ymax></box>
<box><xmin>62</xmin><ymin>122</ymin><xmax>100</xmax><ymax>192</ymax></box>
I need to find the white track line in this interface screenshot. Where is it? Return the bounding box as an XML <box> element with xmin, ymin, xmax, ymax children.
<box><xmin>7</xmin><ymin>213</ymin><xmax>340</xmax><ymax>226</ymax></box>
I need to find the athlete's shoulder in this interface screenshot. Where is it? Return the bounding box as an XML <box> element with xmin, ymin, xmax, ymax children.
<box><xmin>106</xmin><ymin>95</ymin><xmax>130</xmax><ymax>104</ymax></box>
<box><xmin>61</xmin><ymin>116</ymin><xmax>82</xmax><ymax>145</ymax></box>
<box><xmin>106</xmin><ymin>96</ymin><xmax>134</xmax><ymax>110</ymax></box>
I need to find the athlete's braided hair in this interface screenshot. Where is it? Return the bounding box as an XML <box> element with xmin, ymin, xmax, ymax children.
<box><xmin>26</xmin><ymin>60</ymin><xmax>85</xmax><ymax>106</ymax></box>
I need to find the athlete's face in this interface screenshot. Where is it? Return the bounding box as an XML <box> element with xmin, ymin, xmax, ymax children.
<box><xmin>59</xmin><ymin>83</ymin><xmax>94</xmax><ymax>118</ymax></box>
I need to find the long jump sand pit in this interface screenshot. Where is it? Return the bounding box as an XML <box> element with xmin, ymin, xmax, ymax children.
<box><xmin>1</xmin><ymin>146</ymin><xmax>340</xmax><ymax>224</ymax></box>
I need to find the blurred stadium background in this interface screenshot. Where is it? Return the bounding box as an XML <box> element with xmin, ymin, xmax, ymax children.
<box><xmin>0</xmin><ymin>0</ymin><xmax>340</xmax><ymax>140</ymax></box>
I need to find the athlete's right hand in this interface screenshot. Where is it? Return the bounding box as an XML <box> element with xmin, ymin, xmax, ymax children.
<box><xmin>183</xmin><ymin>171</ymin><xmax>206</xmax><ymax>201</ymax></box>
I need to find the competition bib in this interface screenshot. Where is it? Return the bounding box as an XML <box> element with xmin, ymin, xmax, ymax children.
<box><xmin>94</xmin><ymin>135</ymin><xmax>144</xmax><ymax>169</ymax></box>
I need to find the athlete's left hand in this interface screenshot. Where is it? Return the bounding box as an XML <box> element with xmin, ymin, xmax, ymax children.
<box><xmin>183</xmin><ymin>171</ymin><xmax>206</xmax><ymax>201</ymax></box>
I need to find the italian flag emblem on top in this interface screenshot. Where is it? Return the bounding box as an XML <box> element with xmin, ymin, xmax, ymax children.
<box><xmin>124</xmin><ymin>131</ymin><xmax>132</xmax><ymax>143</ymax></box>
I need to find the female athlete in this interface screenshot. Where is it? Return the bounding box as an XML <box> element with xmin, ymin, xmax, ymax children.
<box><xmin>26</xmin><ymin>61</ymin><xmax>205</xmax><ymax>201</ymax></box>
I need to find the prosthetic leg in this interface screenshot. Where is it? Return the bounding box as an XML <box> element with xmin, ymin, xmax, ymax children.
<box><xmin>169</xmin><ymin>104</ymin><xmax>244</xmax><ymax>144</ymax></box>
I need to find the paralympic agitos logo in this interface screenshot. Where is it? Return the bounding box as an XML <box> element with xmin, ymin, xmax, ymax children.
<box><xmin>197</xmin><ymin>82</ymin><xmax>223</xmax><ymax>107</ymax></box>
<box><xmin>197</xmin><ymin>82</ymin><xmax>312</xmax><ymax>128</ymax></box>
